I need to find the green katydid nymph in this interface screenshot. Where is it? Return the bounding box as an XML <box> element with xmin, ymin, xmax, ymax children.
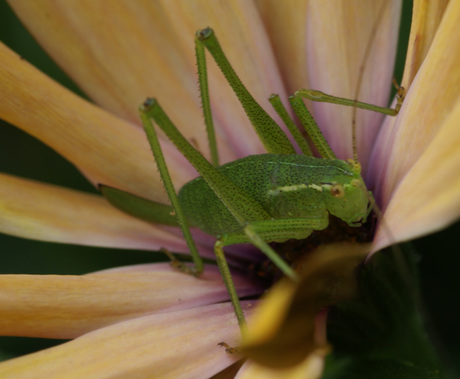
<box><xmin>100</xmin><ymin>27</ymin><xmax>403</xmax><ymax>335</ymax></box>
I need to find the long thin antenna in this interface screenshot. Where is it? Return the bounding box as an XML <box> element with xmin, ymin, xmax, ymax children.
<box><xmin>352</xmin><ymin>0</ymin><xmax>388</xmax><ymax>163</ymax></box>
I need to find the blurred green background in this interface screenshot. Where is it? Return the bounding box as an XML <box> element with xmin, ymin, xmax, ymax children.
<box><xmin>0</xmin><ymin>0</ymin><xmax>459</xmax><ymax>374</ymax></box>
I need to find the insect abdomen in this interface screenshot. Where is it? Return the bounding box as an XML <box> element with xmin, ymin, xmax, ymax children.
<box><xmin>178</xmin><ymin>154</ymin><xmax>355</xmax><ymax>236</ymax></box>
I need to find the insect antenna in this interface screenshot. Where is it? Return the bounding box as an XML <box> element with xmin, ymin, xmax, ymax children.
<box><xmin>351</xmin><ymin>0</ymin><xmax>388</xmax><ymax>164</ymax></box>
<box><xmin>351</xmin><ymin>1</ymin><xmax>403</xmax><ymax>252</ymax></box>
<box><xmin>352</xmin><ymin>3</ymin><xmax>417</xmax><ymax>294</ymax></box>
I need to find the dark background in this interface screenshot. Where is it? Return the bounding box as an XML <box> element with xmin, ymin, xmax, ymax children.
<box><xmin>0</xmin><ymin>0</ymin><xmax>458</xmax><ymax>374</ymax></box>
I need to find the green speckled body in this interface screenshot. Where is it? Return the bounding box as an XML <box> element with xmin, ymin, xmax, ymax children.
<box><xmin>179</xmin><ymin>154</ymin><xmax>369</xmax><ymax>237</ymax></box>
<box><xmin>101</xmin><ymin>26</ymin><xmax>400</xmax><ymax>330</ymax></box>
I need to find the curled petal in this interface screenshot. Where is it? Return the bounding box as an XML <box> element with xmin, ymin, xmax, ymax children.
<box><xmin>0</xmin><ymin>173</ymin><xmax>186</xmax><ymax>251</ymax></box>
<box><xmin>0</xmin><ymin>264</ymin><xmax>262</xmax><ymax>339</ymax></box>
<box><xmin>243</xmin><ymin>243</ymin><xmax>369</xmax><ymax>368</ymax></box>
<box><xmin>0</xmin><ymin>41</ymin><xmax>191</xmax><ymax>200</ymax></box>
<box><xmin>236</xmin><ymin>351</ymin><xmax>325</xmax><ymax>379</ymax></box>
<box><xmin>306</xmin><ymin>0</ymin><xmax>401</xmax><ymax>167</ymax></box>
<box><xmin>0</xmin><ymin>302</ymin><xmax>254</xmax><ymax>378</ymax></box>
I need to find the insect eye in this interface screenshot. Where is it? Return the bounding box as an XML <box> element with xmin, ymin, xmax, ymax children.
<box><xmin>331</xmin><ymin>184</ymin><xmax>345</xmax><ymax>198</ymax></box>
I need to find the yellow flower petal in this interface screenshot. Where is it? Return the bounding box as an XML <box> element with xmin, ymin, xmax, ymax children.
<box><xmin>0</xmin><ymin>41</ymin><xmax>191</xmax><ymax>201</ymax></box>
<box><xmin>402</xmin><ymin>0</ymin><xmax>450</xmax><ymax>89</ymax></box>
<box><xmin>0</xmin><ymin>302</ymin><xmax>252</xmax><ymax>378</ymax></box>
<box><xmin>374</xmin><ymin>0</ymin><xmax>460</xmax><ymax>249</ymax></box>
<box><xmin>8</xmin><ymin>1</ymin><xmax>197</xmax><ymax>125</ymax></box>
<box><xmin>382</xmin><ymin>0</ymin><xmax>460</xmax><ymax>202</ymax></box>
<box><xmin>0</xmin><ymin>264</ymin><xmax>260</xmax><ymax>339</ymax></box>
<box><xmin>374</xmin><ymin>97</ymin><xmax>460</xmax><ymax>251</ymax></box>
<box><xmin>236</xmin><ymin>350</ymin><xmax>326</xmax><ymax>379</ymax></box>
<box><xmin>9</xmin><ymin>0</ymin><xmax>282</xmax><ymax>161</ymax></box>
<box><xmin>306</xmin><ymin>0</ymin><xmax>401</xmax><ymax>166</ymax></box>
<box><xmin>243</xmin><ymin>242</ymin><xmax>370</xmax><ymax>368</ymax></box>
<box><xmin>0</xmin><ymin>173</ymin><xmax>186</xmax><ymax>251</ymax></box>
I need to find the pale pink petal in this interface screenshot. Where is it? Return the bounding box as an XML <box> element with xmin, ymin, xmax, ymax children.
<box><xmin>9</xmin><ymin>0</ymin><xmax>285</xmax><ymax>162</ymax></box>
<box><xmin>0</xmin><ymin>302</ymin><xmax>254</xmax><ymax>378</ymax></box>
<box><xmin>8</xmin><ymin>1</ymin><xmax>200</xmax><ymax>127</ymax></box>
<box><xmin>402</xmin><ymin>0</ymin><xmax>450</xmax><ymax>89</ymax></box>
<box><xmin>373</xmin><ymin>97</ymin><xmax>460</xmax><ymax>251</ymax></box>
<box><xmin>365</xmin><ymin>102</ymin><xmax>398</xmax><ymax>191</ymax></box>
<box><xmin>371</xmin><ymin>1</ymin><xmax>460</xmax><ymax>251</ymax></box>
<box><xmin>254</xmin><ymin>0</ymin><xmax>311</xmax><ymax>145</ymax></box>
<box><xmin>368</xmin><ymin>0</ymin><xmax>456</xmax><ymax>197</ymax></box>
<box><xmin>0</xmin><ymin>41</ymin><xmax>192</xmax><ymax>200</ymax></box>
<box><xmin>367</xmin><ymin>1</ymin><xmax>447</xmax><ymax>200</ymax></box>
<box><xmin>0</xmin><ymin>173</ymin><xmax>187</xmax><ymax>251</ymax></box>
<box><xmin>255</xmin><ymin>0</ymin><xmax>310</xmax><ymax>95</ymax></box>
<box><xmin>0</xmin><ymin>264</ymin><xmax>261</xmax><ymax>339</ymax></box>
<box><xmin>162</xmin><ymin>0</ymin><xmax>292</xmax><ymax>159</ymax></box>
<box><xmin>306</xmin><ymin>0</ymin><xmax>401</xmax><ymax>168</ymax></box>
<box><xmin>375</xmin><ymin>0</ymin><xmax>460</xmax><ymax>206</ymax></box>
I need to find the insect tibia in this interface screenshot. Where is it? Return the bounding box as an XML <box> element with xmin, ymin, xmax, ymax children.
<box><xmin>296</xmin><ymin>89</ymin><xmax>328</xmax><ymax>101</ymax></box>
<box><xmin>139</xmin><ymin>97</ymin><xmax>205</xmax><ymax>275</ymax></box>
<box><xmin>289</xmin><ymin>95</ymin><xmax>337</xmax><ymax>160</ymax></box>
<box><xmin>296</xmin><ymin>89</ymin><xmax>400</xmax><ymax>116</ymax></box>
<box><xmin>268</xmin><ymin>94</ymin><xmax>313</xmax><ymax>156</ymax></box>
<box><xmin>195</xmin><ymin>26</ymin><xmax>295</xmax><ymax>155</ymax></box>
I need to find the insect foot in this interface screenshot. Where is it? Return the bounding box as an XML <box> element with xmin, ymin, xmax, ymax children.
<box><xmin>160</xmin><ymin>248</ymin><xmax>201</xmax><ymax>277</ymax></box>
<box><xmin>218</xmin><ymin>342</ymin><xmax>241</xmax><ymax>356</ymax></box>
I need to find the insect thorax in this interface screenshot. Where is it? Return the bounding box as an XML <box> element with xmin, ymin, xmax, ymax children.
<box><xmin>178</xmin><ymin>154</ymin><xmax>369</xmax><ymax>237</ymax></box>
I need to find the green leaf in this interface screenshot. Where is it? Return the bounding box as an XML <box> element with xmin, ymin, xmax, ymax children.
<box><xmin>323</xmin><ymin>357</ymin><xmax>441</xmax><ymax>379</ymax></box>
<box><xmin>325</xmin><ymin>244</ymin><xmax>443</xmax><ymax>377</ymax></box>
